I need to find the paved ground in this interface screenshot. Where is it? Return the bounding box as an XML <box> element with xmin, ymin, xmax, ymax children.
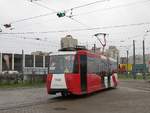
<box><xmin>0</xmin><ymin>80</ymin><xmax>150</xmax><ymax>113</ymax></box>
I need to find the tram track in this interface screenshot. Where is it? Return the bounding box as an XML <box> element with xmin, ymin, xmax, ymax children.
<box><xmin>119</xmin><ymin>80</ymin><xmax>150</xmax><ymax>92</ymax></box>
<box><xmin>133</xmin><ymin>86</ymin><xmax>150</xmax><ymax>92</ymax></box>
<box><xmin>0</xmin><ymin>94</ymin><xmax>83</xmax><ymax>111</ymax></box>
<box><xmin>0</xmin><ymin>96</ymin><xmax>61</xmax><ymax>111</ymax></box>
<box><xmin>1</xmin><ymin>80</ymin><xmax>149</xmax><ymax>111</ymax></box>
<box><xmin>1</xmin><ymin>88</ymin><xmax>150</xmax><ymax>111</ymax></box>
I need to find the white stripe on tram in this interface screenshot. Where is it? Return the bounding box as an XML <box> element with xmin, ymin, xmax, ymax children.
<box><xmin>51</xmin><ymin>74</ymin><xmax>67</xmax><ymax>89</ymax></box>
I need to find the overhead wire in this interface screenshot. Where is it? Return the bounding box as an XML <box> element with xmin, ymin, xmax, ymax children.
<box><xmin>4</xmin><ymin>0</ymin><xmax>149</xmax><ymax>27</ymax></box>
<box><xmin>2</xmin><ymin>0</ymin><xmax>150</xmax><ymax>49</ymax></box>
<box><xmin>62</xmin><ymin>0</ymin><xmax>111</xmax><ymax>28</ymax></box>
<box><xmin>10</xmin><ymin>12</ymin><xmax>55</xmax><ymax>24</ymax></box>
<box><xmin>7</xmin><ymin>0</ymin><xmax>110</xmax><ymax>25</ymax></box>
<box><xmin>67</xmin><ymin>17</ymin><xmax>90</xmax><ymax>28</ymax></box>
<box><xmin>7</xmin><ymin>0</ymin><xmax>146</xmax><ymax>30</ymax></box>
<box><xmin>65</xmin><ymin>0</ymin><xmax>110</xmax><ymax>11</ymax></box>
<box><xmin>0</xmin><ymin>35</ymin><xmax>59</xmax><ymax>47</ymax></box>
<box><xmin>8</xmin><ymin>0</ymin><xmax>57</xmax><ymax>24</ymax></box>
<box><xmin>6</xmin><ymin>0</ymin><xmax>149</xmax><ymax>53</ymax></box>
<box><xmin>58</xmin><ymin>0</ymin><xmax>150</xmax><ymax>30</ymax></box>
<box><xmin>31</xmin><ymin>1</ymin><xmax>56</xmax><ymax>12</ymax></box>
<box><xmin>1</xmin><ymin>22</ymin><xmax>150</xmax><ymax>34</ymax></box>
<box><xmin>73</xmin><ymin>0</ymin><xmax>150</xmax><ymax>17</ymax></box>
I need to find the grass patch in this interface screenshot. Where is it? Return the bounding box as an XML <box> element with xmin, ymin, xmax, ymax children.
<box><xmin>0</xmin><ymin>81</ymin><xmax>45</xmax><ymax>89</ymax></box>
<box><xmin>118</xmin><ymin>73</ymin><xmax>150</xmax><ymax>80</ymax></box>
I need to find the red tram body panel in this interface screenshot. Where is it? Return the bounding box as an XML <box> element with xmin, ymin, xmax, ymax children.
<box><xmin>46</xmin><ymin>48</ymin><xmax>118</xmax><ymax>96</ymax></box>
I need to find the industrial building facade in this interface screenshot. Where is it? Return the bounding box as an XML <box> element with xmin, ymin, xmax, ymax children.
<box><xmin>0</xmin><ymin>52</ymin><xmax>49</xmax><ymax>75</ymax></box>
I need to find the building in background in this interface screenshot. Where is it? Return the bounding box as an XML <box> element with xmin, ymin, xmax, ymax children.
<box><xmin>128</xmin><ymin>55</ymin><xmax>143</xmax><ymax>64</ymax></box>
<box><xmin>119</xmin><ymin>54</ymin><xmax>150</xmax><ymax>73</ymax></box>
<box><xmin>61</xmin><ymin>35</ymin><xmax>78</xmax><ymax>49</ymax></box>
<box><xmin>90</xmin><ymin>45</ymin><xmax>119</xmax><ymax>61</ymax></box>
<box><xmin>128</xmin><ymin>54</ymin><xmax>150</xmax><ymax>72</ymax></box>
<box><xmin>0</xmin><ymin>52</ymin><xmax>49</xmax><ymax>75</ymax></box>
<box><xmin>105</xmin><ymin>46</ymin><xmax>119</xmax><ymax>60</ymax></box>
<box><xmin>120</xmin><ymin>57</ymin><xmax>127</xmax><ymax>64</ymax></box>
<box><xmin>31</xmin><ymin>51</ymin><xmax>50</xmax><ymax>56</ymax></box>
<box><xmin>90</xmin><ymin>46</ymin><xmax>101</xmax><ymax>53</ymax></box>
<box><xmin>119</xmin><ymin>57</ymin><xmax>130</xmax><ymax>73</ymax></box>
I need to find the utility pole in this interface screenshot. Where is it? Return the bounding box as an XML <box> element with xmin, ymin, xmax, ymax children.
<box><xmin>94</xmin><ymin>44</ymin><xmax>96</xmax><ymax>53</ymax></box>
<box><xmin>117</xmin><ymin>53</ymin><xmax>119</xmax><ymax>74</ymax></box>
<box><xmin>143</xmin><ymin>40</ymin><xmax>146</xmax><ymax>79</ymax></box>
<box><xmin>133</xmin><ymin>40</ymin><xmax>136</xmax><ymax>79</ymax></box>
<box><xmin>126</xmin><ymin>50</ymin><xmax>129</xmax><ymax>77</ymax></box>
<box><xmin>22</xmin><ymin>50</ymin><xmax>24</xmax><ymax>83</ymax></box>
<box><xmin>47</xmin><ymin>52</ymin><xmax>52</xmax><ymax>74</ymax></box>
<box><xmin>48</xmin><ymin>55</ymin><xmax>50</xmax><ymax>74</ymax></box>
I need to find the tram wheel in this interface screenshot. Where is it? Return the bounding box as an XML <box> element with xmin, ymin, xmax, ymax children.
<box><xmin>61</xmin><ymin>92</ymin><xmax>68</xmax><ymax>97</ymax></box>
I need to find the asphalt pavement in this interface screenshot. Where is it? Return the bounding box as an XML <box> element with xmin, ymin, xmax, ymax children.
<box><xmin>0</xmin><ymin>80</ymin><xmax>150</xmax><ymax>113</ymax></box>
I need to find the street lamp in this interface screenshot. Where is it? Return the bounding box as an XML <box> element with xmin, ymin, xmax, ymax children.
<box><xmin>127</xmin><ymin>50</ymin><xmax>129</xmax><ymax>77</ymax></box>
<box><xmin>142</xmin><ymin>30</ymin><xmax>150</xmax><ymax>79</ymax></box>
<box><xmin>119</xmin><ymin>45</ymin><xmax>130</xmax><ymax>76</ymax></box>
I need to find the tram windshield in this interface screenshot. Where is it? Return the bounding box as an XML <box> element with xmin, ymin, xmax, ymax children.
<box><xmin>49</xmin><ymin>55</ymin><xmax>78</xmax><ymax>74</ymax></box>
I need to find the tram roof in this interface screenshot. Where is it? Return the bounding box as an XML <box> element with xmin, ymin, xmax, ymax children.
<box><xmin>85</xmin><ymin>50</ymin><xmax>117</xmax><ymax>62</ymax></box>
<box><xmin>50</xmin><ymin>51</ymin><xmax>77</xmax><ymax>56</ymax></box>
<box><xmin>50</xmin><ymin>50</ymin><xmax>116</xmax><ymax>62</ymax></box>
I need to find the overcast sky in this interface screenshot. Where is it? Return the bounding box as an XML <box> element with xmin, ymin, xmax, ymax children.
<box><xmin>0</xmin><ymin>0</ymin><xmax>150</xmax><ymax>56</ymax></box>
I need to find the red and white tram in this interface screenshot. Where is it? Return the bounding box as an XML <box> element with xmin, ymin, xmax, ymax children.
<box><xmin>46</xmin><ymin>47</ymin><xmax>118</xmax><ymax>96</ymax></box>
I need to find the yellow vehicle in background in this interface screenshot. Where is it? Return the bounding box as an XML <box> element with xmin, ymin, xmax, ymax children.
<box><xmin>119</xmin><ymin>64</ymin><xmax>132</xmax><ymax>73</ymax></box>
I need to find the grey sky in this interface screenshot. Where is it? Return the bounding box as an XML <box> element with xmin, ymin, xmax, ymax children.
<box><xmin>0</xmin><ymin>0</ymin><xmax>150</xmax><ymax>56</ymax></box>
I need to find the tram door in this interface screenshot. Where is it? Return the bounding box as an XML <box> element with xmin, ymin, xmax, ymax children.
<box><xmin>80</xmin><ymin>55</ymin><xmax>87</xmax><ymax>93</ymax></box>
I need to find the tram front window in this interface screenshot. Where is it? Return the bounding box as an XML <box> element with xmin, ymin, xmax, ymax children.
<box><xmin>49</xmin><ymin>55</ymin><xmax>76</xmax><ymax>74</ymax></box>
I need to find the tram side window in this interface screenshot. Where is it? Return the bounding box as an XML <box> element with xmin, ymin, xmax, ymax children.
<box><xmin>87</xmin><ymin>57</ymin><xmax>93</xmax><ymax>74</ymax></box>
<box><xmin>111</xmin><ymin>61</ymin><xmax>117</xmax><ymax>72</ymax></box>
<box><xmin>100</xmin><ymin>60</ymin><xmax>103</xmax><ymax>72</ymax></box>
<box><xmin>99</xmin><ymin>59</ymin><xmax>104</xmax><ymax>72</ymax></box>
<box><xmin>87</xmin><ymin>57</ymin><xmax>99</xmax><ymax>74</ymax></box>
<box><xmin>100</xmin><ymin>59</ymin><xmax>108</xmax><ymax>73</ymax></box>
<box><xmin>109</xmin><ymin>62</ymin><xmax>112</xmax><ymax>72</ymax></box>
<box><xmin>95</xmin><ymin>58</ymin><xmax>100</xmax><ymax>73</ymax></box>
<box><xmin>100</xmin><ymin>59</ymin><xmax>105</xmax><ymax>72</ymax></box>
<box><xmin>98</xmin><ymin>60</ymin><xmax>102</xmax><ymax>73</ymax></box>
<box><xmin>110</xmin><ymin>62</ymin><xmax>113</xmax><ymax>72</ymax></box>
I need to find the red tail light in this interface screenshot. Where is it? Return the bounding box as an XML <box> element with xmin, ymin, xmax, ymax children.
<box><xmin>46</xmin><ymin>74</ymin><xmax>52</xmax><ymax>94</ymax></box>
